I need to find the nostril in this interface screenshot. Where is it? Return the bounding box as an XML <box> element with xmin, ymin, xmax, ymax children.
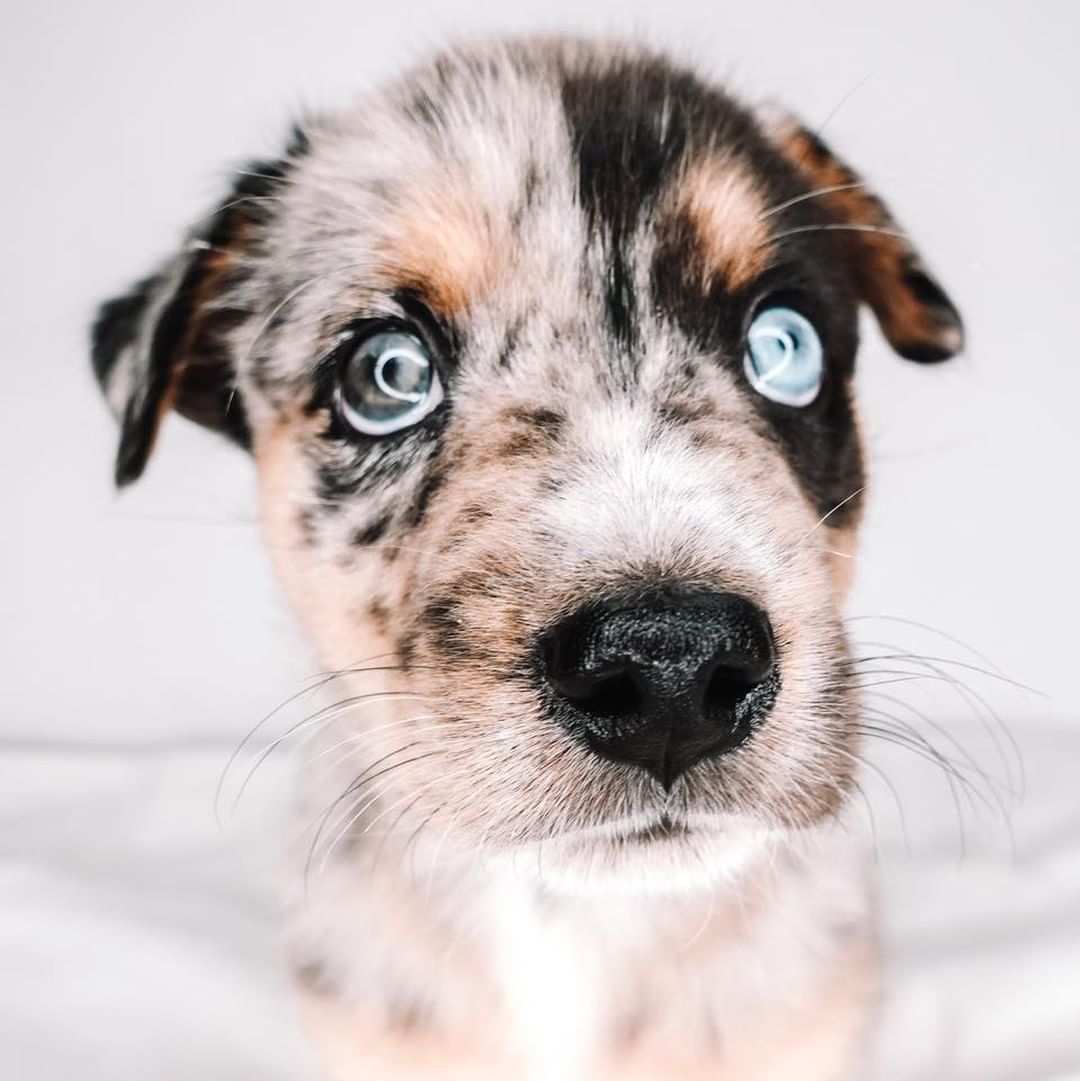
<box><xmin>702</xmin><ymin>663</ymin><xmax>759</xmax><ymax>715</ymax></box>
<box><xmin>549</xmin><ymin>667</ymin><xmax>642</xmax><ymax>720</ymax></box>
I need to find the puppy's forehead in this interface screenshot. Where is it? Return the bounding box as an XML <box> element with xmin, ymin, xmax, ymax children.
<box><xmin>269</xmin><ymin>44</ymin><xmax>784</xmax><ymax>360</ymax></box>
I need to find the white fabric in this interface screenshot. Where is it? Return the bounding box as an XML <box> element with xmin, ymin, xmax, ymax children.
<box><xmin>0</xmin><ymin>720</ymin><xmax>1077</xmax><ymax>1080</ymax></box>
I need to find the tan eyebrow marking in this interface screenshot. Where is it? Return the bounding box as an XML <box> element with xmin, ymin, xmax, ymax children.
<box><xmin>377</xmin><ymin>176</ymin><xmax>506</xmax><ymax>316</ymax></box>
<box><xmin>676</xmin><ymin>155</ymin><xmax>774</xmax><ymax>291</ymax></box>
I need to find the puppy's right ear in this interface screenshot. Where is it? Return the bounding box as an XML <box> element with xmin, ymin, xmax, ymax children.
<box><xmin>91</xmin><ymin>128</ymin><xmax>309</xmax><ymax>486</ymax></box>
<box><xmin>91</xmin><ymin>248</ymin><xmax>246</xmax><ymax>487</ymax></box>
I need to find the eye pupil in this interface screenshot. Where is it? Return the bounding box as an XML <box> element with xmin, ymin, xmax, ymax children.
<box><xmin>744</xmin><ymin>306</ymin><xmax>823</xmax><ymax>407</ymax></box>
<box><xmin>338</xmin><ymin>329</ymin><xmax>443</xmax><ymax>436</ymax></box>
<box><xmin>753</xmin><ymin>328</ymin><xmax>795</xmax><ymax>381</ymax></box>
<box><xmin>374</xmin><ymin>349</ymin><xmax>429</xmax><ymax>403</ymax></box>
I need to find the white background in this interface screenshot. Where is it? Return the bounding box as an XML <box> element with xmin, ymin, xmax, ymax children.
<box><xmin>2</xmin><ymin>5</ymin><xmax>1079</xmax><ymax>1080</ymax></box>
<box><xmin>2</xmin><ymin>0</ymin><xmax>1077</xmax><ymax>743</ymax></box>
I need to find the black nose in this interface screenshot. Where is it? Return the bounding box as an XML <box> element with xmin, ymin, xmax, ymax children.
<box><xmin>540</xmin><ymin>591</ymin><xmax>778</xmax><ymax>787</ymax></box>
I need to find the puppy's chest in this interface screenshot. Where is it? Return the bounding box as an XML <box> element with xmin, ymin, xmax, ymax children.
<box><xmin>488</xmin><ymin>877</ymin><xmax>605</xmax><ymax>1081</ymax></box>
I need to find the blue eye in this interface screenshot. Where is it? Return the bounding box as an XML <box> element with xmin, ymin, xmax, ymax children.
<box><xmin>338</xmin><ymin>329</ymin><xmax>443</xmax><ymax>436</ymax></box>
<box><xmin>743</xmin><ymin>306</ymin><xmax>824</xmax><ymax>407</ymax></box>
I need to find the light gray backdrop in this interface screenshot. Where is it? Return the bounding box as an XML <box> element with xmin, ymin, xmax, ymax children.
<box><xmin>3</xmin><ymin>0</ymin><xmax>1076</xmax><ymax>743</ymax></box>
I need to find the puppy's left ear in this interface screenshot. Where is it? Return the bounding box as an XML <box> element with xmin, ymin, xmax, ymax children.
<box><xmin>91</xmin><ymin>133</ymin><xmax>308</xmax><ymax>487</ymax></box>
<box><xmin>764</xmin><ymin>113</ymin><xmax>964</xmax><ymax>363</ymax></box>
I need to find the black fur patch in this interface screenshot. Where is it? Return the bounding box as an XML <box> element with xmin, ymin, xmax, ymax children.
<box><xmin>296</xmin><ymin>507</ymin><xmax>318</xmax><ymax>547</ymax></box>
<box><xmin>310</xmin><ymin>380</ymin><xmax>451</xmax><ymax>515</ymax></box>
<box><xmin>403</xmin><ymin>463</ymin><xmax>447</xmax><ymax>529</ymax></box>
<box><xmin>560</xmin><ymin>56</ymin><xmax>769</xmax><ymax>353</ymax></box>
<box><xmin>91</xmin><ymin>273</ymin><xmax>160</xmax><ymax>392</ymax></box>
<box><xmin>419</xmin><ymin>597</ymin><xmax>472</xmax><ymax>660</ymax></box>
<box><xmin>517</xmin><ymin>407</ymin><xmax>564</xmax><ymax>437</ymax></box>
<box><xmin>397</xmin><ymin>628</ymin><xmax>417</xmax><ymax>668</ymax></box>
<box><xmin>602</xmin><ymin>244</ymin><xmax>637</xmax><ymax>352</ymax></box>
<box><xmin>654</xmin><ymin>397</ymin><xmax>713</xmax><ymax>427</ymax></box>
<box><xmin>457</xmin><ymin>503</ymin><xmax>493</xmax><ymax>525</ymax></box>
<box><xmin>91</xmin><ymin>272</ymin><xmax>174</xmax><ymax>485</ymax></box>
<box><xmin>903</xmin><ymin>266</ymin><xmax>953</xmax><ymax>311</ymax></box>
<box><xmin>402</xmin><ymin>86</ymin><xmax>447</xmax><ymax>132</ymax></box>
<box><xmin>368</xmin><ymin>597</ymin><xmax>391</xmax><ymax>633</ymax></box>
<box><xmin>496</xmin><ymin>318</ymin><xmax>524</xmax><ymax>369</ymax></box>
<box><xmin>91</xmin><ymin>128</ymin><xmax>311</xmax><ymax>485</ymax></box>
<box><xmin>352</xmin><ymin>513</ymin><xmax>392</xmax><ymax>546</ymax></box>
<box><xmin>312</xmin><ymin>438</ymin><xmax>431</xmax><ymax>512</ymax></box>
<box><xmin>893</xmin><ymin>265</ymin><xmax>963</xmax><ymax>364</ymax></box>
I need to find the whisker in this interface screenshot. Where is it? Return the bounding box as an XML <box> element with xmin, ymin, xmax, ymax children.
<box><xmin>857</xmin><ymin>722</ymin><xmax>972</xmax><ymax>857</ymax></box>
<box><xmin>769</xmin><ymin>223</ymin><xmax>909</xmax><ymax>245</ymax></box>
<box><xmin>235</xmin><ymin>260</ymin><xmax>376</xmax><ymax>379</ymax></box>
<box><xmin>400</xmin><ymin>802</ymin><xmax>447</xmax><ymax>885</ymax></box>
<box><xmin>844</xmin><ymin>772</ymin><xmax>881</xmax><ymax>862</ymax></box>
<box><xmin>216</xmin><ymin>677</ymin><xmax>330</xmax><ymax>825</ymax></box>
<box><xmin>368</xmin><ymin>790</ymin><xmax>429</xmax><ymax>869</ymax></box>
<box><xmin>186</xmin><ymin>193</ymin><xmax>285</xmax><ymax>232</ymax></box>
<box><xmin>837</xmin><ymin>746</ymin><xmax>911</xmax><ymax>855</ymax></box>
<box><xmin>863</xmin><ymin>688</ymin><xmax>1015</xmax><ymax>796</ymax></box>
<box><xmin>857</xmin><ymin>717</ymin><xmax>992</xmax><ymax>832</ymax></box>
<box><xmin>798</xmin><ymin>487</ymin><xmax>864</xmax><ymax>543</ymax></box>
<box><xmin>306</xmin><ymin>714</ymin><xmax>444</xmax><ymax>768</ymax></box>
<box><xmin>862</xmin><ymin>699</ymin><xmax>1015</xmax><ymax>836</ymax></box>
<box><xmin>303</xmin><ymin>747</ymin><xmax>441</xmax><ymax>890</ymax></box>
<box><xmin>847</xmin><ymin>615</ymin><xmax>1005</xmax><ymax>676</ymax></box>
<box><xmin>215</xmin><ymin>656</ymin><xmax>414</xmax><ymax>823</ymax></box>
<box><xmin>805</xmin><ymin>545</ymin><xmax>858</xmax><ymax>561</ymax></box>
<box><xmin>852</xmin><ymin>644</ymin><xmax>1026</xmax><ymax>794</ymax></box>
<box><xmin>864</xmin><ymin>706</ymin><xmax>1004</xmax><ymax>803</ymax></box>
<box><xmin>376</xmin><ymin>542</ymin><xmax>465</xmax><ymax>564</ymax></box>
<box><xmin>810</xmin><ymin>72</ymin><xmax>874</xmax><ymax>143</ymax></box>
<box><xmin>757</xmin><ymin>181</ymin><xmax>871</xmax><ymax>221</ymax></box>
<box><xmin>315</xmin><ymin>768</ymin><xmax>454</xmax><ymax>878</ymax></box>
<box><xmin>362</xmin><ymin>777</ymin><xmax>447</xmax><ymax>841</ymax></box>
<box><xmin>225</xmin><ymin>690</ymin><xmax>432</xmax><ymax>817</ymax></box>
<box><xmin>851</xmin><ymin>648</ymin><xmax>1041</xmax><ymax>695</ymax></box>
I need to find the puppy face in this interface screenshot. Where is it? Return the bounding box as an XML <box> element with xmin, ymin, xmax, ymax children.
<box><xmin>93</xmin><ymin>40</ymin><xmax>962</xmax><ymax>890</ymax></box>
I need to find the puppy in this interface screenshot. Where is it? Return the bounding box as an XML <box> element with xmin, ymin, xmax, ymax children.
<box><xmin>91</xmin><ymin>37</ymin><xmax>962</xmax><ymax>1081</ymax></box>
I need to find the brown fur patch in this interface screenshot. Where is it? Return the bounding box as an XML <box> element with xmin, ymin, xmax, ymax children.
<box><xmin>368</xmin><ymin>597</ymin><xmax>391</xmax><ymax>633</ymax></box>
<box><xmin>495</xmin><ymin>412</ymin><xmax>564</xmax><ymax>458</ymax></box>
<box><xmin>378</xmin><ymin>177</ymin><xmax>505</xmax><ymax>316</ymax></box>
<box><xmin>676</xmin><ymin>156</ymin><xmax>774</xmax><ymax>291</ymax></box>
<box><xmin>254</xmin><ymin>416</ymin><xmax>400</xmax><ymax>674</ymax></box>
<box><xmin>457</xmin><ymin>503</ymin><xmax>494</xmax><ymax>526</ymax></box>
<box><xmin>655</xmin><ymin>397</ymin><xmax>713</xmax><ymax>427</ymax></box>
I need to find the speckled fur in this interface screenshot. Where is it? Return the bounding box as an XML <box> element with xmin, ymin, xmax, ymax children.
<box><xmin>92</xmin><ymin>36</ymin><xmax>963</xmax><ymax>1081</ymax></box>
